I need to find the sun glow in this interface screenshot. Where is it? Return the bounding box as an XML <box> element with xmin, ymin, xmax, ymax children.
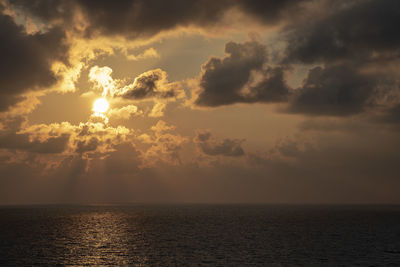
<box><xmin>93</xmin><ymin>98</ymin><xmax>109</xmax><ymax>113</ymax></box>
<box><xmin>89</xmin><ymin>66</ymin><xmax>115</xmax><ymax>96</ymax></box>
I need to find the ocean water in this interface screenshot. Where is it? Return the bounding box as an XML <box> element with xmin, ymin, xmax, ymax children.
<box><xmin>0</xmin><ymin>205</ymin><xmax>400</xmax><ymax>266</ymax></box>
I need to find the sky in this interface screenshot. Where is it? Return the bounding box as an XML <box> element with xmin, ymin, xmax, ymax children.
<box><xmin>0</xmin><ymin>0</ymin><xmax>399</xmax><ymax>204</ymax></box>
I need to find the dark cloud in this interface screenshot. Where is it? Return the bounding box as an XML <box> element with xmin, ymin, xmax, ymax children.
<box><xmin>196</xmin><ymin>131</ymin><xmax>212</xmax><ymax>142</ymax></box>
<box><xmin>288</xmin><ymin>65</ymin><xmax>378</xmax><ymax>116</ymax></box>
<box><xmin>284</xmin><ymin>0</ymin><xmax>400</xmax><ymax>64</ymax></box>
<box><xmin>10</xmin><ymin>0</ymin><xmax>230</xmax><ymax>37</ymax></box>
<box><xmin>8</xmin><ymin>0</ymin><xmax>74</xmax><ymax>26</ymax></box>
<box><xmin>75</xmin><ymin>137</ymin><xmax>99</xmax><ymax>154</ymax></box>
<box><xmin>28</xmin><ymin>134</ymin><xmax>70</xmax><ymax>154</ymax></box>
<box><xmin>116</xmin><ymin>69</ymin><xmax>182</xmax><ymax>100</ymax></box>
<box><xmin>237</xmin><ymin>0</ymin><xmax>305</xmax><ymax>24</ymax></box>
<box><xmin>190</xmin><ymin>1</ymin><xmax>400</xmax><ymax>118</ymax></box>
<box><xmin>78</xmin><ymin>0</ymin><xmax>230</xmax><ymax>37</ymax></box>
<box><xmin>281</xmin><ymin>0</ymin><xmax>400</xmax><ymax>117</ymax></box>
<box><xmin>282</xmin><ymin>0</ymin><xmax>400</xmax><ymax>118</ymax></box>
<box><xmin>0</xmin><ymin>7</ymin><xmax>68</xmax><ymax>111</ymax></box>
<box><xmin>76</xmin><ymin>0</ymin><xmax>306</xmax><ymax>37</ymax></box>
<box><xmin>194</xmin><ymin>131</ymin><xmax>245</xmax><ymax>157</ymax></box>
<box><xmin>194</xmin><ymin>37</ymin><xmax>396</xmax><ymax>117</ymax></box>
<box><xmin>0</xmin><ymin>131</ymin><xmax>70</xmax><ymax>154</ymax></box>
<box><xmin>195</xmin><ymin>40</ymin><xmax>290</xmax><ymax>107</ymax></box>
<box><xmin>192</xmin><ymin>40</ymin><xmax>384</xmax><ymax>117</ymax></box>
<box><xmin>275</xmin><ymin>139</ymin><xmax>301</xmax><ymax>158</ymax></box>
<box><xmin>0</xmin><ymin>116</ymin><xmax>70</xmax><ymax>154</ymax></box>
<box><xmin>10</xmin><ymin>0</ymin><xmax>307</xmax><ymax>38</ymax></box>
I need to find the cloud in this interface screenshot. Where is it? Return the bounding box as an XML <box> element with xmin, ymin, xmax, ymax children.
<box><xmin>150</xmin><ymin>120</ymin><xmax>175</xmax><ymax>132</ymax></box>
<box><xmin>272</xmin><ymin>137</ymin><xmax>315</xmax><ymax>159</ymax></box>
<box><xmin>138</xmin><ymin>120</ymin><xmax>188</xmax><ymax>166</ymax></box>
<box><xmin>116</xmin><ymin>69</ymin><xmax>184</xmax><ymax>100</ymax></box>
<box><xmin>0</xmin><ymin>131</ymin><xmax>70</xmax><ymax>154</ymax></box>
<box><xmin>87</xmin><ymin>66</ymin><xmax>184</xmax><ymax>118</ymax></box>
<box><xmin>149</xmin><ymin>102</ymin><xmax>166</xmax><ymax>118</ymax></box>
<box><xmin>284</xmin><ymin>0</ymin><xmax>400</xmax><ymax>64</ymax></box>
<box><xmin>108</xmin><ymin>105</ymin><xmax>142</xmax><ymax>120</ymax></box>
<box><xmin>287</xmin><ymin>64</ymin><xmax>378</xmax><ymax>116</ymax></box>
<box><xmin>192</xmin><ymin>37</ymin><xmax>399</xmax><ymax>119</ymax></box>
<box><xmin>235</xmin><ymin>0</ymin><xmax>306</xmax><ymax>24</ymax></box>
<box><xmin>194</xmin><ymin>40</ymin><xmax>290</xmax><ymax>107</ymax></box>
<box><xmin>0</xmin><ymin>116</ymin><xmax>70</xmax><ymax>154</ymax></box>
<box><xmin>194</xmin><ymin>130</ymin><xmax>245</xmax><ymax>157</ymax></box>
<box><xmin>281</xmin><ymin>0</ymin><xmax>400</xmax><ymax>117</ymax></box>
<box><xmin>185</xmin><ymin>1</ymin><xmax>400</xmax><ymax>119</ymax></box>
<box><xmin>9</xmin><ymin>0</ymin><xmax>307</xmax><ymax>38</ymax></box>
<box><xmin>88</xmin><ymin>66</ymin><xmax>184</xmax><ymax>103</ymax></box>
<box><xmin>283</xmin><ymin>3</ymin><xmax>400</xmax><ymax>116</ymax></box>
<box><xmin>75</xmin><ymin>137</ymin><xmax>99</xmax><ymax>154</ymax></box>
<box><xmin>0</xmin><ymin>7</ymin><xmax>68</xmax><ymax>111</ymax></box>
<box><xmin>16</xmin><ymin>121</ymin><xmax>132</xmax><ymax>158</ymax></box>
<box><xmin>125</xmin><ymin>47</ymin><xmax>160</xmax><ymax>61</ymax></box>
<box><xmin>88</xmin><ymin>66</ymin><xmax>115</xmax><ymax>97</ymax></box>
<box><xmin>0</xmin><ymin>116</ymin><xmax>189</xmax><ymax>172</ymax></box>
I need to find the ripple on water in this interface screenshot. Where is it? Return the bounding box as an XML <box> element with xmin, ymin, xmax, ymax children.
<box><xmin>0</xmin><ymin>205</ymin><xmax>400</xmax><ymax>266</ymax></box>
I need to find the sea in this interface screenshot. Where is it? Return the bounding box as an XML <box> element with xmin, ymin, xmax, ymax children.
<box><xmin>0</xmin><ymin>204</ymin><xmax>400</xmax><ymax>266</ymax></box>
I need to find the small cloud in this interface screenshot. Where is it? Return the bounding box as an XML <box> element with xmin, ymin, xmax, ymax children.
<box><xmin>139</xmin><ymin>121</ymin><xmax>187</xmax><ymax>167</ymax></box>
<box><xmin>108</xmin><ymin>105</ymin><xmax>142</xmax><ymax>120</ymax></box>
<box><xmin>125</xmin><ymin>47</ymin><xmax>160</xmax><ymax>61</ymax></box>
<box><xmin>194</xmin><ymin>130</ymin><xmax>245</xmax><ymax>157</ymax></box>
<box><xmin>151</xmin><ymin>120</ymin><xmax>175</xmax><ymax>133</ymax></box>
<box><xmin>75</xmin><ymin>137</ymin><xmax>99</xmax><ymax>154</ymax></box>
<box><xmin>116</xmin><ymin>69</ymin><xmax>184</xmax><ymax>100</ymax></box>
<box><xmin>149</xmin><ymin>102</ymin><xmax>166</xmax><ymax>117</ymax></box>
<box><xmin>88</xmin><ymin>66</ymin><xmax>116</xmax><ymax>97</ymax></box>
<box><xmin>87</xmin><ymin>66</ymin><xmax>184</xmax><ymax>116</ymax></box>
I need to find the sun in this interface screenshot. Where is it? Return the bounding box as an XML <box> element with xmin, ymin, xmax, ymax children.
<box><xmin>93</xmin><ymin>98</ymin><xmax>109</xmax><ymax>113</ymax></box>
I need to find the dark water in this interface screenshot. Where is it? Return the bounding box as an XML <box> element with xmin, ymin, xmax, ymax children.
<box><xmin>1</xmin><ymin>205</ymin><xmax>400</xmax><ymax>266</ymax></box>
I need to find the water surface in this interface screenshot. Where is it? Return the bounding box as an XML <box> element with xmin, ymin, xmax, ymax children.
<box><xmin>0</xmin><ymin>205</ymin><xmax>400</xmax><ymax>266</ymax></box>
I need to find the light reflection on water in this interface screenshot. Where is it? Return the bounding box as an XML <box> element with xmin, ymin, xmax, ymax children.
<box><xmin>63</xmin><ymin>212</ymin><xmax>134</xmax><ymax>266</ymax></box>
<box><xmin>1</xmin><ymin>205</ymin><xmax>400</xmax><ymax>266</ymax></box>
